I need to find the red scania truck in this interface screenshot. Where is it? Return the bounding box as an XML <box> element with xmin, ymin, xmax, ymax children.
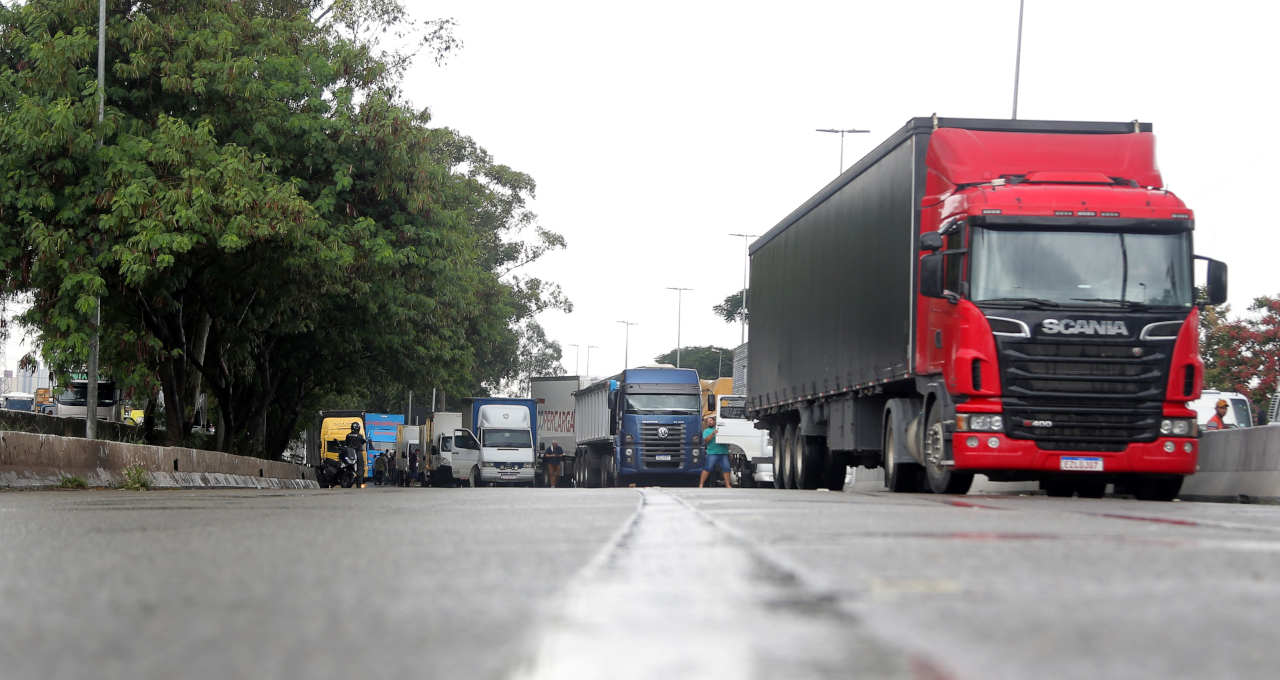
<box><xmin>747</xmin><ymin>117</ymin><xmax>1228</xmax><ymax>501</ymax></box>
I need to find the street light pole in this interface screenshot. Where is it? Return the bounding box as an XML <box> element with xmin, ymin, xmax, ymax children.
<box><xmin>616</xmin><ymin>321</ymin><xmax>637</xmax><ymax>370</ymax></box>
<box><xmin>585</xmin><ymin>345</ymin><xmax>599</xmax><ymax>379</ymax></box>
<box><xmin>1012</xmin><ymin>0</ymin><xmax>1025</xmax><ymax>119</ymax></box>
<box><xmin>87</xmin><ymin>0</ymin><xmax>107</xmax><ymax>439</ymax></box>
<box><xmin>567</xmin><ymin>343</ymin><xmax>580</xmax><ymax>375</ymax></box>
<box><xmin>728</xmin><ymin>233</ymin><xmax>757</xmax><ymax>345</ymax></box>
<box><xmin>816</xmin><ymin>128</ymin><xmax>870</xmax><ymax>174</ymax></box>
<box><xmin>712</xmin><ymin>349</ymin><xmax>723</xmax><ymax>378</ymax></box>
<box><xmin>665</xmin><ymin>287</ymin><xmax>692</xmax><ymax>368</ymax></box>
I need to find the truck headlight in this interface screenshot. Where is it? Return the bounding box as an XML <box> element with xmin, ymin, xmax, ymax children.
<box><xmin>482</xmin><ymin>462</ymin><xmax>496</xmax><ymax>468</ymax></box>
<box><xmin>957</xmin><ymin>414</ymin><xmax>1003</xmax><ymax>432</ymax></box>
<box><xmin>1160</xmin><ymin>418</ymin><xmax>1196</xmax><ymax>436</ymax></box>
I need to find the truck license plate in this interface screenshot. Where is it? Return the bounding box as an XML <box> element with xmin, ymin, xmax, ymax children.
<box><xmin>1060</xmin><ymin>456</ymin><xmax>1103</xmax><ymax>472</ymax></box>
<box><xmin>656</xmin><ymin>454</ymin><xmax>671</xmax><ymax>461</ymax></box>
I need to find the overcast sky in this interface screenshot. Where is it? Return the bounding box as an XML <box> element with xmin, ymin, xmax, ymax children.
<box><xmin>5</xmin><ymin>1</ymin><xmax>1276</xmax><ymax>386</ymax></box>
<box><xmin>399</xmin><ymin>0</ymin><xmax>1278</xmax><ymax>382</ymax></box>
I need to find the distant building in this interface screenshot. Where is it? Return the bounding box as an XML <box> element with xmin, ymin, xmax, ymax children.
<box><xmin>1</xmin><ymin>369</ymin><xmax>11</xmax><ymax>394</ymax></box>
<box><xmin>15</xmin><ymin>364</ymin><xmax>49</xmax><ymax>394</ymax></box>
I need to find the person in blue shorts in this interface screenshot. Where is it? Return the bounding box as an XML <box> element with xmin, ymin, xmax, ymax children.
<box><xmin>699</xmin><ymin>414</ymin><xmax>732</xmax><ymax>488</ymax></box>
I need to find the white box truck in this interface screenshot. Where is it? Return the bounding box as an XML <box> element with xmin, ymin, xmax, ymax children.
<box><xmin>531</xmin><ymin>375</ymin><xmax>580</xmax><ymax>486</ymax></box>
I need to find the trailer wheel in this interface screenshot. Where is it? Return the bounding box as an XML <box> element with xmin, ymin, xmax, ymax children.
<box><xmin>923</xmin><ymin>405</ymin><xmax>973</xmax><ymax>495</ymax></box>
<box><xmin>1133</xmin><ymin>475</ymin><xmax>1182</xmax><ymax>502</ymax></box>
<box><xmin>782</xmin><ymin>424</ymin><xmax>800</xmax><ymax>489</ymax></box>
<box><xmin>795</xmin><ymin>435</ymin><xmax>824</xmax><ymax>490</ymax></box>
<box><xmin>883</xmin><ymin>400</ymin><xmax>924</xmax><ymax>493</ymax></box>
<box><xmin>771</xmin><ymin>427</ymin><xmax>785</xmax><ymax>489</ymax></box>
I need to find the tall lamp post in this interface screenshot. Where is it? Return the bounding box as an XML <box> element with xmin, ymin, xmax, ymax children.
<box><xmin>815</xmin><ymin>127</ymin><xmax>870</xmax><ymax>174</ymax></box>
<box><xmin>585</xmin><ymin>344</ymin><xmax>599</xmax><ymax>379</ymax></box>
<box><xmin>728</xmin><ymin>233</ymin><xmax>757</xmax><ymax>345</ymax></box>
<box><xmin>665</xmin><ymin>287</ymin><xmax>692</xmax><ymax>368</ymax></box>
<box><xmin>1013</xmin><ymin>0</ymin><xmax>1025</xmax><ymax>119</ymax></box>
<box><xmin>567</xmin><ymin>343</ymin><xmax>580</xmax><ymax>375</ymax></box>
<box><xmin>712</xmin><ymin>348</ymin><xmax>723</xmax><ymax>379</ymax></box>
<box><xmin>616</xmin><ymin>320</ymin><xmax>637</xmax><ymax>370</ymax></box>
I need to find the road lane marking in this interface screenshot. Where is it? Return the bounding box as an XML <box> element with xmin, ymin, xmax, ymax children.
<box><xmin>513</xmin><ymin>489</ymin><xmax>938</xmax><ymax>680</ymax></box>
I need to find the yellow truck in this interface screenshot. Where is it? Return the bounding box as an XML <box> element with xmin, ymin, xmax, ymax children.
<box><xmin>306</xmin><ymin>410</ymin><xmax>367</xmax><ymax>486</ymax></box>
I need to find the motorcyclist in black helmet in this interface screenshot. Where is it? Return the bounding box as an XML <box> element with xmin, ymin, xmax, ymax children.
<box><xmin>344</xmin><ymin>422</ymin><xmax>367</xmax><ymax>486</ymax></box>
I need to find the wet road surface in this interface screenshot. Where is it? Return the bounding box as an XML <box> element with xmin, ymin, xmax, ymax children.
<box><xmin>3</xmin><ymin>486</ymin><xmax>1279</xmax><ymax>679</ymax></box>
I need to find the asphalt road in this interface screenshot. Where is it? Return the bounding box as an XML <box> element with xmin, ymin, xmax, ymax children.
<box><xmin>2</xmin><ymin>485</ymin><xmax>1278</xmax><ymax>680</ymax></box>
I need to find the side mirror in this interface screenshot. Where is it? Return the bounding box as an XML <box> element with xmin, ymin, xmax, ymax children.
<box><xmin>919</xmin><ymin>232</ymin><xmax>944</xmax><ymax>252</ymax></box>
<box><xmin>920</xmin><ymin>253</ymin><xmax>945</xmax><ymax>298</ymax></box>
<box><xmin>608</xmin><ymin>391</ymin><xmax>617</xmax><ymax>410</ymax></box>
<box><xmin>1198</xmin><ymin>256</ymin><xmax>1228</xmax><ymax>306</ymax></box>
<box><xmin>706</xmin><ymin>393</ymin><xmax>715</xmax><ymax>412</ymax></box>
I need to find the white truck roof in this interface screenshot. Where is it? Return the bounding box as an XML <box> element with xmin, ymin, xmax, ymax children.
<box><xmin>478</xmin><ymin>404</ymin><xmax>531</xmax><ymax>430</ymax></box>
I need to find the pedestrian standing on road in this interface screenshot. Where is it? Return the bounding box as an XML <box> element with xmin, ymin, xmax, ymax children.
<box><xmin>544</xmin><ymin>440</ymin><xmax>565</xmax><ymax>488</ymax></box>
<box><xmin>1205</xmin><ymin>399</ymin><xmax>1231</xmax><ymax>430</ymax></box>
<box><xmin>699</xmin><ymin>415</ymin><xmax>732</xmax><ymax>489</ymax></box>
<box><xmin>373</xmin><ymin>450</ymin><xmax>387</xmax><ymax>485</ymax></box>
<box><xmin>408</xmin><ymin>446</ymin><xmax>420</xmax><ymax>487</ymax></box>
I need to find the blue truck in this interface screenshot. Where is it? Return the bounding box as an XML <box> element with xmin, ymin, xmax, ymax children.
<box><xmin>454</xmin><ymin>397</ymin><xmax>539</xmax><ymax>486</ymax></box>
<box><xmin>571</xmin><ymin>367</ymin><xmax>704</xmax><ymax>487</ymax></box>
<box><xmin>364</xmin><ymin>412</ymin><xmax>405</xmax><ymax>479</ymax></box>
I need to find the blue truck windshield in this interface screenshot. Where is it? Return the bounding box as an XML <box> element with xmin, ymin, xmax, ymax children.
<box><xmin>970</xmin><ymin>229</ymin><xmax>1193</xmax><ymax>308</ymax></box>
<box><xmin>482</xmin><ymin>428</ymin><xmax>532</xmax><ymax>448</ymax></box>
<box><xmin>624</xmin><ymin>394</ymin><xmax>701</xmax><ymax>414</ymax></box>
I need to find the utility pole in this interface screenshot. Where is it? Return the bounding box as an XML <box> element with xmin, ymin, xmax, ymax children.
<box><xmin>616</xmin><ymin>321</ymin><xmax>637</xmax><ymax>370</ymax></box>
<box><xmin>87</xmin><ymin>0</ymin><xmax>106</xmax><ymax>439</ymax></box>
<box><xmin>665</xmin><ymin>287</ymin><xmax>692</xmax><ymax>367</ymax></box>
<box><xmin>567</xmin><ymin>343</ymin><xmax>580</xmax><ymax>375</ymax></box>
<box><xmin>1013</xmin><ymin>0</ymin><xmax>1025</xmax><ymax>119</ymax></box>
<box><xmin>728</xmin><ymin>233</ymin><xmax>757</xmax><ymax>345</ymax></box>
<box><xmin>585</xmin><ymin>345</ymin><xmax>599</xmax><ymax>379</ymax></box>
<box><xmin>815</xmin><ymin>128</ymin><xmax>870</xmax><ymax>174</ymax></box>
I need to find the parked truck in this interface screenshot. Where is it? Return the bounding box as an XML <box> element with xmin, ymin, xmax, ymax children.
<box><xmin>305</xmin><ymin>409</ymin><xmax>366</xmax><ymax>487</ymax></box>
<box><xmin>428</xmin><ymin>411</ymin><xmax>463</xmax><ymax>485</ymax></box>
<box><xmin>748</xmin><ymin>116</ymin><xmax>1228</xmax><ymax>501</ymax></box>
<box><xmin>573</xmin><ymin>367</ymin><xmax>703</xmax><ymax>487</ymax></box>
<box><xmin>708</xmin><ymin>393</ymin><xmax>773</xmax><ymax>487</ymax></box>
<box><xmin>455</xmin><ymin>398</ymin><xmax>538</xmax><ymax>486</ymax></box>
<box><xmin>531</xmin><ymin>375</ymin><xmax>581</xmax><ymax>487</ymax></box>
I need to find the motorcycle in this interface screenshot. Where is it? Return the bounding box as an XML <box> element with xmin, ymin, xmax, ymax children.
<box><xmin>319</xmin><ymin>443</ymin><xmax>359</xmax><ymax>488</ymax></box>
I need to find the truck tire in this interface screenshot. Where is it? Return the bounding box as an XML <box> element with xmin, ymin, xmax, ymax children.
<box><xmin>585</xmin><ymin>453</ymin><xmax>603</xmax><ymax>488</ymax></box>
<box><xmin>923</xmin><ymin>404</ymin><xmax>973</xmax><ymax>495</ymax></box>
<box><xmin>883</xmin><ymin>400</ymin><xmax>924</xmax><ymax>493</ymax></box>
<box><xmin>1133</xmin><ymin>475</ymin><xmax>1182</xmax><ymax>502</ymax></box>
<box><xmin>796</xmin><ymin>435</ymin><xmax>824</xmax><ymax>490</ymax></box>
<box><xmin>773</xmin><ymin>425</ymin><xmax>793</xmax><ymax>489</ymax></box>
<box><xmin>771</xmin><ymin>426</ymin><xmax>785</xmax><ymax>489</ymax></box>
<box><xmin>1041</xmin><ymin>477</ymin><xmax>1074</xmax><ymax>497</ymax></box>
<box><xmin>469</xmin><ymin>466</ymin><xmax>481</xmax><ymax>488</ymax></box>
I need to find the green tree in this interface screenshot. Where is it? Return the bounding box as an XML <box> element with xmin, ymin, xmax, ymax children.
<box><xmin>1202</xmin><ymin>295</ymin><xmax>1280</xmax><ymax>421</ymax></box>
<box><xmin>653</xmin><ymin>345</ymin><xmax>733</xmax><ymax>379</ymax></box>
<box><xmin>0</xmin><ymin>0</ymin><xmax>566</xmax><ymax>457</ymax></box>
<box><xmin>713</xmin><ymin>290</ymin><xmax>748</xmax><ymax>324</ymax></box>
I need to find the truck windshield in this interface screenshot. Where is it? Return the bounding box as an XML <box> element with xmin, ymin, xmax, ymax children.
<box><xmin>719</xmin><ymin>396</ymin><xmax>748</xmax><ymax>420</ymax></box>
<box><xmin>970</xmin><ymin>229</ymin><xmax>1193</xmax><ymax>308</ymax></box>
<box><xmin>482</xmin><ymin>428</ymin><xmax>532</xmax><ymax>448</ymax></box>
<box><xmin>624</xmin><ymin>394</ymin><xmax>701</xmax><ymax>413</ymax></box>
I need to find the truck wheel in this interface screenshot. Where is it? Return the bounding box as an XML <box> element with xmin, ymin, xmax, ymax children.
<box><xmin>783</xmin><ymin>424</ymin><xmax>802</xmax><ymax>489</ymax></box>
<box><xmin>1075</xmin><ymin>477</ymin><xmax>1107</xmax><ymax>499</ymax></box>
<box><xmin>469</xmin><ymin>466</ymin><xmax>481</xmax><ymax>488</ymax></box>
<box><xmin>923</xmin><ymin>405</ymin><xmax>973</xmax><ymax>495</ymax></box>
<box><xmin>1133</xmin><ymin>475</ymin><xmax>1182</xmax><ymax>501</ymax></box>
<box><xmin>883</xmin><ymin>402</ymin><xmax>924</xmax><ymax>493</ymax></box>
<box><xmin>771</xmin><ymin>427</ymin><xmax>785</xmax><ymax>489</ymax></box>
<box><xmin>796</xmin><ymin>435</ymin><xmax>824</xmax><ymax>490</ymax></box>
<box><xmin>586</xmin><ymin>454</ymin><xmax>603</xmax><ymax>488</ymax></box>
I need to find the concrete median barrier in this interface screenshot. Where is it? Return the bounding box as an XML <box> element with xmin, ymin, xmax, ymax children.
<box><xmin>0</xmin><ymin>430</ymin><xmax>317</xmax><ymax>489</ymax></box>
<box><xmin>1182</xmin><ymin>427</ymin><xmax>1280</xmax><ymax>503</ymax></box>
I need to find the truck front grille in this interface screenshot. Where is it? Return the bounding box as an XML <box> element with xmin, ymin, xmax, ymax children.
<box><xmin>640</xmin><ymin>422</ymin><xmax>685</xmax><ymax>467</ymax></box>
<box><xmin>998</xmin><ymin>338</ymin><xmax>1172</xmax><ymax>449</ymax></box>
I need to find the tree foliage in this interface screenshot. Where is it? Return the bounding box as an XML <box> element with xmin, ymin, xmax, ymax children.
<box><xmin>712</xmin><ymin>289</ymin><xmax>747</xmax><ymax>325</ymax></box>
<box><xmin>652</xmin><ymin>345</ymin><xmax>733</xmax><ymax>380</ymax></box>
<box><xmin>1201</xmin><ymin>295</ymin><xmax>1280</xmax><ymax>421</ymax></box>
<box><xmin>0</xmin><ymin>0</ymin><xmax>566</xmax><ymax>456</ymax></box>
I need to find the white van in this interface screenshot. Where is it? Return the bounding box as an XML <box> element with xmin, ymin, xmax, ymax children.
<box><xmin>453</xmin><ymin>403</ymin><xmax>536</xmax><ymax>486</ymax></box>
<box><xmin>712</xmin><ymin>394</ymin><xmax>774</xmax><ymax>486</ymax></box>
<box><xmin>1189</xmin><ymin>390</ymin><xmax>1254</xmax><ymax>429</ymax></box>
